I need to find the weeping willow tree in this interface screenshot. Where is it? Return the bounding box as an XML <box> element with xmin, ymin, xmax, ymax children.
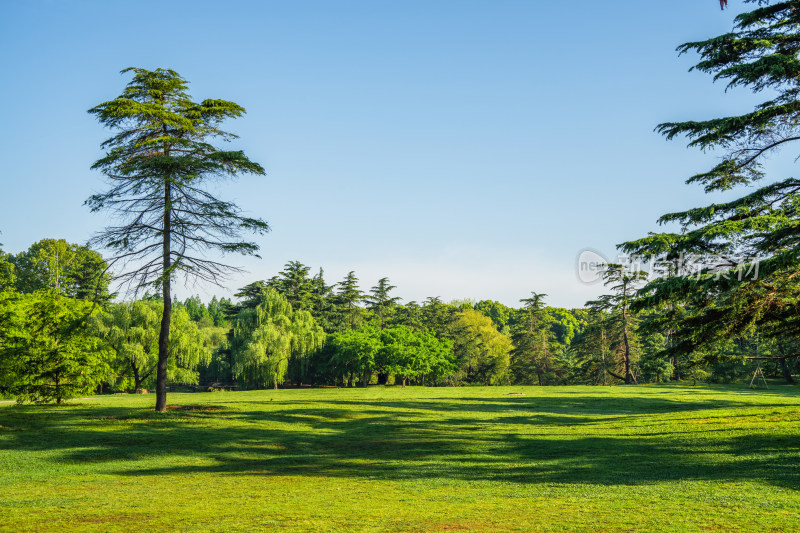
<box><xmin>95</xmin><ymin>301</ymin><xmax>209</xmax><ymax>392</ymax></box>
<box><xmin>230</xmin><ymin>287</ymin><xmax>325</xmax><ymax>389</ymax></box>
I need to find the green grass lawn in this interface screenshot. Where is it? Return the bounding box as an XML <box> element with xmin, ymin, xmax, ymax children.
<box><xmin>1</xmin><ymin>384</ymin><xmax>799</xmax><ymax>532</ymax></box>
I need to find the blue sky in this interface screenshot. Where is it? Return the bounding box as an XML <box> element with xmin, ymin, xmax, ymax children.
<box><xmin>0</xmin><ymin>1</ymin><xmax>782</xmax><ymax>307</ymax></box>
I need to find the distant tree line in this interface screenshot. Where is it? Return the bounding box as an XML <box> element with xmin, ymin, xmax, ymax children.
<box><xmin>2</xmin><ymin>240</ymin><xmax>794</xmax><ymax>404</ymax></box>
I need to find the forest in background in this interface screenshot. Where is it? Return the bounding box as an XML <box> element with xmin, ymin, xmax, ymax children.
<box><xmin>1</xmin><ymin>238</ymin><xmax>793</xmax><ymax>404</ymax></box>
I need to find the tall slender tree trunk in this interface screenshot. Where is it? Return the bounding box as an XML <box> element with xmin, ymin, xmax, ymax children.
<box><xmin>601</xmin><ymin>328</ymin><xmax>607</xmax><ymax>386</ymax></box>
<box><xmin>621</xmin><ymin>305</ymin><xmax>637</xmax><ymax>385</ymax></box>
<box><xmin>155</xmin><ymin>179</ymin><xmax>172</xmax><ymax>413</ymax></box>
<box><xmin>779</xmin><ymin>358</ymin><xmax>795</xmax><ymax>384</ymax></box>
<box><xmin>55</xmin><ymin>369</ymin><xmax>62</xmax><ymax>405</ymax></box>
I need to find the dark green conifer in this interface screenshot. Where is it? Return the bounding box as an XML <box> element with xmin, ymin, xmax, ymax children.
<box><xmin>88</xmin><ymin>68</ymin><xmax>268</xmax><ymax>411</ymax></box>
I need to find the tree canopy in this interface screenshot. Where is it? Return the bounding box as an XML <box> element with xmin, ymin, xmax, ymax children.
<box><xmin>229</xmin><ymin>288</ymin><xmax>325</xmax><ymax>389</ymax></box>
<box><xmin>622</xmin><ymin>0</ymin><xmax>800</xmax><ymax>367</ymax></box>
<box><xmin>11</xmin><ymin>239</ymin><xmax>111</xmax><ymax>302</ymax></box>
<box><xmin>0</xmin><ymin>291</ymin><xmax>109</xmax><ymax>404</ymax></box>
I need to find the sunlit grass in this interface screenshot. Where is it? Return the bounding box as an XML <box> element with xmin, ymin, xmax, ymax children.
<box><xmin>1</xmin><ymin>384</ymin><xmax>799</xmax><ymax>532</ymax></box>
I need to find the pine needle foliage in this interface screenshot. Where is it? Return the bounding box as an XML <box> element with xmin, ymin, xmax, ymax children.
<box><xmin>366</xmin><ymin>277</ymin><xmax>401</xmax><ymax>329</ymax></box>
<box><xmin>0</xmin><ymin>290</ymin><xmax>109</xmax><ymax>404</ymax></box>
<box><xmin>510</xmin><ymin>292</ymin><xmax>557</xmax><ymax>385</ymax></box>
<box><xmin>622</xmin><ymin>1</ymin><xmax>800</xmax><ymax>365</ymax></box>
<box><xmin>587</xmin><ymin>265</ymin><xmax>647</xmax><ymax>384</ymax></box>
<box><xmin>87</xmin><ymin>67</ymin><xmax>268</xmax><ymax>411</ymax></box>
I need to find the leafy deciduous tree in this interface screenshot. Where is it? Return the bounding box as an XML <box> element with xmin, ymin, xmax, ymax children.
<box><xmin>454</xmin><ymin>308</ymin><xmax>512</xmax><ymax>385</ymax></box>
<box><xmin>230</xmin><ymin>288</ymin><xmax>325</xmax><ymax>389</ymax></box>
<box><xmin>12</xmin><ymin>239</ymin><xmax>111</xmax><ymax>302</ymax></box>
<box><xmin>475</xmin><ymin>300</ymin><xmax>513</xmax><ymax>333</ymax></box>
<box><xmin>0</xmin><ymin>247</ymin><xmax>14</xmax><ymax>292</ymax></box>
<box><xmin>97</xmin><ymin>300</ymin><xmax>208</xmax><ymax>392</ymax></box>
<box><xmin>378</xmin><ymin>325</ymin><xmax>454</xmax><ymax>386</ymax></box>
<box><xmin>328</xmin><ymin>327</ymin><xmax>382</xmax><ymax>387</ymax></box>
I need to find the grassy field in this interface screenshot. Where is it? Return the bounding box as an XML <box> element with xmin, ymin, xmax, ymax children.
<box><xmin>1</xmin><ymin>385</ymin><xmax>799</xmax><ymax>532</ymax></box>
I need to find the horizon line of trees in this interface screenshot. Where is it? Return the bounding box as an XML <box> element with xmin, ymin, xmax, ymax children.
<box><xmin>2</xmin><ymin>239</ymin><xmax>794</xmax><ymax>404</ymax></box>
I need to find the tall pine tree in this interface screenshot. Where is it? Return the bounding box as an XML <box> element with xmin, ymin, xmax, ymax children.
<box><xmin>88</xmin><ymin>68</ymin><xmax>268</xmax><ymax>411</ymax></box>
<box><xmin>587</xmin><ymin>265</ymin><xmax>647</xmax><ymax>384</ymax></box>
<box><xmin>366</xmin><ymin>277</ymin><xmax>401</xmax><ymax>329</ymax></box>
<box><xmin>335</xmin><ymin>271</ymin><xmax>365</xmax><ymax>331</ymax></box>
<box><xmin>510</xmin><ymin>292</ymin><xmax>556</xmax><ymax>385</ymax></box>
<box><xmin>622</xmin><ymin>1</ymin><xmax>800</xmax><ymax>366</ymax></box>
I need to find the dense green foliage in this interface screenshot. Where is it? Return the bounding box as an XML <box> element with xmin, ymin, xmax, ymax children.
<box><xmin>622</xmin><ymin>0</ymin><xmax>800</xmax><ymax>370</ymax></box>
<box><xmin>510</xmin><ymin>293</ymin><xmax>556</xmax><ymax>385</ymax></box>
<box><xmin>95</xmin><ymin>301</ymin><xmax>209</xmax><ymax>392</ymax></box>
<box><xmin>324</xmin><ymin>325</ymin><xmax>453</xmax><ymax>387</ymax></box>
<box><xmin>1</xmin><ymin>242</ymin><xmax>795</xmax><ymax>400</ymax></box>
<box><xmin>0</xmin><ymin>290</ymin><xmax>108</xmax><ymax>404</ymax></box>
<box><xmin>229</xmin><ymin>288</ymin><xmax>325</xmax><ymax>389</ymax></box>
<box><xmin>10</xmin><ymin>239</ymin><xmax>112</xmax><ymax>302</ymax></box>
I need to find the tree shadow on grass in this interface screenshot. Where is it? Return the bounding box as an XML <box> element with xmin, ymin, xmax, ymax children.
<box><xmin>0</xmin><ymin>392</ymin><xmax>798</xmax><ymax>490</ymax></box>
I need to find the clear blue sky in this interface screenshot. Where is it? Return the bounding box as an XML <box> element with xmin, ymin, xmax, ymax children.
<box><xmin>0</xmin><ymin>1</ymin><xmax>781</xmax><ymax>307</ymax></box>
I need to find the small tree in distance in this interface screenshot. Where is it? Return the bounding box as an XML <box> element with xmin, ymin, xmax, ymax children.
<box><xmin>510</xmin><ymin>292</ymin><xmax>556</xmax><ymax>385</ymax></box>
<box><xmin>367</xmin><ymin>277</ymin><xmax>401</xmax><ymax>329</ymax></box>
<box><xmin>88</xmin><ymin>68</ymin><xmax>269</xmax><ymax>411</ymax></box>
<box><xmin>587</xmin><ymin>264</ymin><xmax>648</xmax><ymax>384</ymax></box>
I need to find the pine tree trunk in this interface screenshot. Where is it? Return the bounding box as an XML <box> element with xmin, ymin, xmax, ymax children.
<box><xmin>601</xmin><ymin>328</ymin><xmax>607</xmax><ymax>386</ymax></box>
<box><xmin>622</xmin><ymin>327</ymin><xmax>634</xmax><ymax>384</ymax></box>
<box><xmin>621</xmin><ymin>306</ymin><xmax>637</xmax><ymax>385</ymax></box>
<box><xmin>780</xmin><ymin>358</ymin><xmax>795</xmax><ymax>384</ymax></box>
<box><xmin>155</xmin><ymin>180</ymin><xmax>172</xmax><ymax>413</ymax></box>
